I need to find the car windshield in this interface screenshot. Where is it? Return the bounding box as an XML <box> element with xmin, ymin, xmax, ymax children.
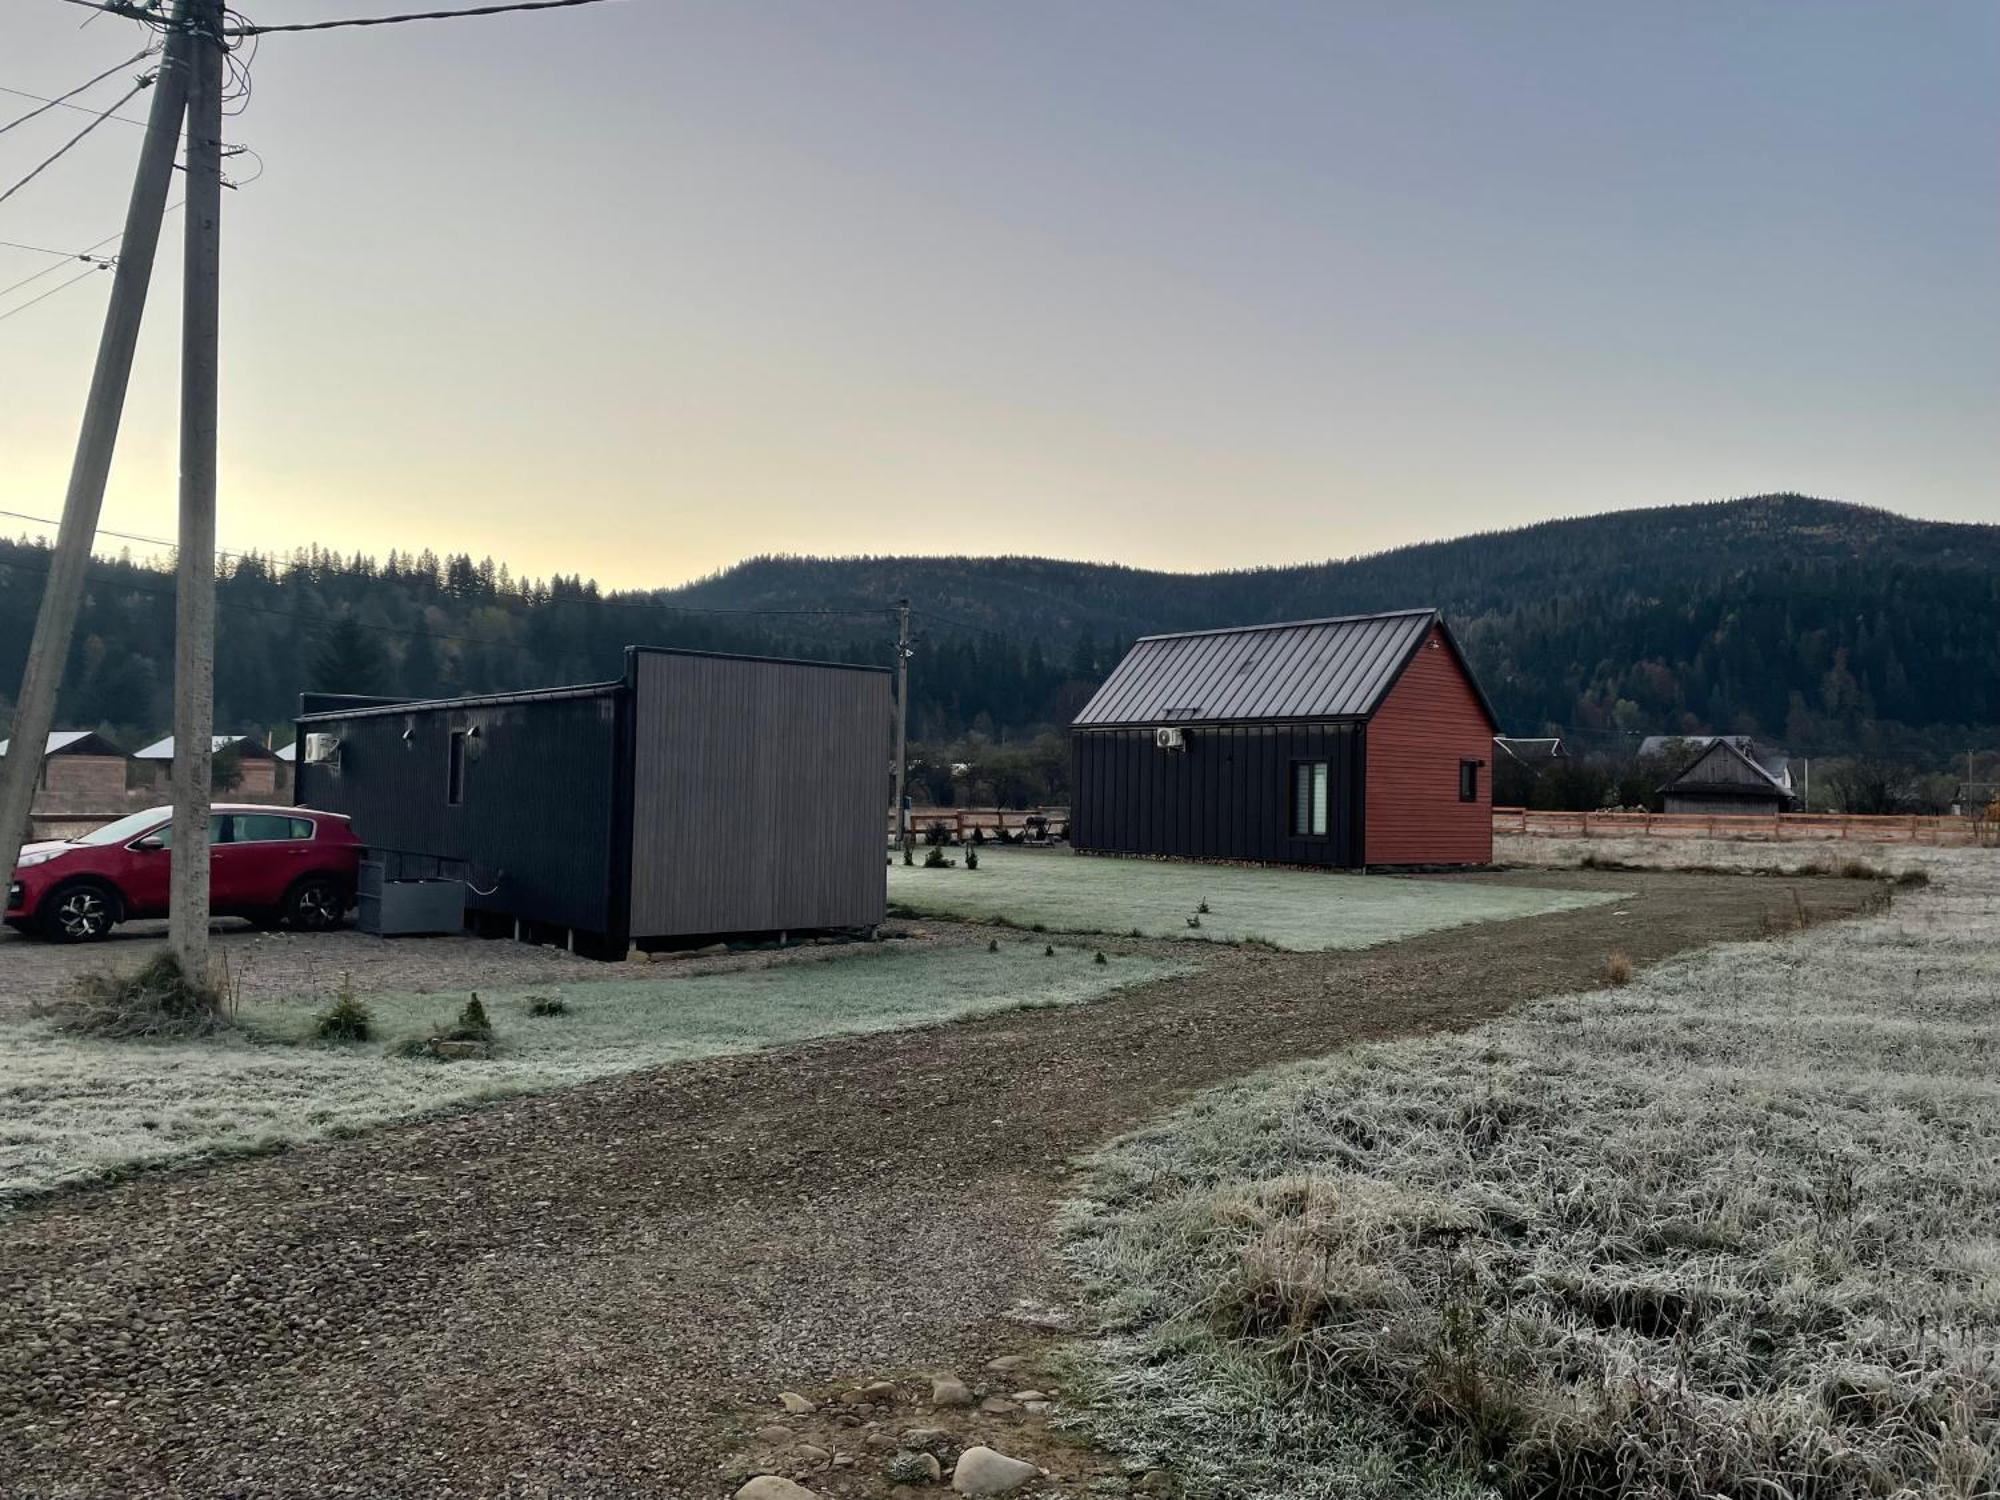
<box><xmin>73</xmin><ymin>809</ymin><xmax>170</xmax><ymax>847</ymax></box>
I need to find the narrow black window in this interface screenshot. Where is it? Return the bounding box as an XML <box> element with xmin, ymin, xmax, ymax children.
<box><xmin>1292</xmin><ymin>760</ymin><xmax>1329</xmax><ymax>837</ymax></box>
<box><xmin>1459</xmin><ymin>758</ymin><xmax>1481</xmax><ymax>803</ymax></box>
<box><xmin>447</xmin><ymin>730</ymin><xmax>467</xmax><ymax>806</ymax></box>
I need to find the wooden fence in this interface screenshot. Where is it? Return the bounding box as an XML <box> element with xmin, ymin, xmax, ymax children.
<box><xmin>1495</xmin><ymin>807</ymin><xmax>1995</xmax><ymax>848</ymax></box>
<box><xmin>888</xmin><ymin>806</ymin><xmax>1070</xmax><ymax>842</ymax></box>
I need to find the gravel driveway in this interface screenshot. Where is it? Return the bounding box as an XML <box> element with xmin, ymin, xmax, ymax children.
<box><xmin>0</xmin><ymin>871</ymin><xmax>1882</xmax><ymax>1498</ymax></box>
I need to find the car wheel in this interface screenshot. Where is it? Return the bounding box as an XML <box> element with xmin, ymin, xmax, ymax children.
<box><xmin>284</xmin><ymin>875</ymin><xmax>347</xmax><ymax>932</ymax></box>
<box><xmin>40</xmin><ymin>881</ymin><xmax>118</xmax><ymax>943</ymax></box>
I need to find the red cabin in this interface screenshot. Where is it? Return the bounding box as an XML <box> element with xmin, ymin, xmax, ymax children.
<box><xmin>1070</xmin><ymin>609</ymin><xmax>1499</xmax><ymax>868</ymax></box>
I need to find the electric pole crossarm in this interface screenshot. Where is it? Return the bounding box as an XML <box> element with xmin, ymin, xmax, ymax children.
<box><xmin>0</xmin><ymin>14</ymin><xmax>192</xmax><ymax>890</ymax></box>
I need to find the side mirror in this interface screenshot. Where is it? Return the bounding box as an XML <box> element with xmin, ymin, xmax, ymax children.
<box><xmin>133</xmin><ymin>833</ymin><xmax>167</xmax><ymax>852</ymax></box>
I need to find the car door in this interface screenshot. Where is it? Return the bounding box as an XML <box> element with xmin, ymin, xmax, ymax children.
<box><xmin>219</xmin><ymin>812</ymin><xmax>317</xmax><ymax>910</ymax></box>
<box><xmin>116</xmin><ymin>819</ymin><xmax>176</xmax><ymax>916</ymax></box>
<box><xmin>204</xmin><ymin>815</ymin><xmax>254</xmax><ymax>911</ymax></box>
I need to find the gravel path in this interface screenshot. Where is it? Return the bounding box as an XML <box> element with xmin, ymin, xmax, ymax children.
<box><xmin>0</xmin><ymin>871</ymin><xmax>1881</xmax><ymax>1498</ymax></box>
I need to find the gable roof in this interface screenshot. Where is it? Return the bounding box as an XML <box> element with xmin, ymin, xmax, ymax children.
<box><xmin>1660</xmin><ymin>737</ymin><xmax>1794</xmax><ymax>799</ymax></box>
<box><xmin>0</xmin><ymin>730</ymin><xmax>124</xmax><ymax>758</ymax></box>
<box><xmin>134</xmin><ymin>734</ymin><xmax>274</xmax><ymax>761</ymax></box>
<box><xmin>1072</xmin><ymin>609</ymin><xmax>1497</xmax><ymax>729</ymax></box>
<box><xmin>1644</xmin><ymin>734</ymin><xmax>1792</xmax><ymax>791</ymax></box>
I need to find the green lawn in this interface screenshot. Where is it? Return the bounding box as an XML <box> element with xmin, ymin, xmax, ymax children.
<box><xmin>0</xmin><ymin>941</ymin><xmax>1178</xmax><ymax>1199</ymax></box>
<box><xmin>889</xmin><ymin>847</ymin><xmax>1621</xmax><ymax>950</ymax></box>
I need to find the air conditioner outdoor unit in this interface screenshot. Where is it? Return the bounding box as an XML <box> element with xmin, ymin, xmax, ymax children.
<box><xmin>1155</xmin><ymin>726</ymin><xmax>1187</xmax><ymax>751</ymax></box>
<box><xmin>304</xmin><ymin>732</ymin><xmax>341</xmax><ymax>766</ymax></box>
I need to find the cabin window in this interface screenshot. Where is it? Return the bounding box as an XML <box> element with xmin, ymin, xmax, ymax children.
<box><xmin>1459</xmin><ymin>758</ymin><xmax>1481</xmax><ymax>803</ymax></box>
<box><xmin>447</xmin><ymin>731</ymin><xmax>467</xmax><ymax>806</ymax></box>
<box><xmin>1292</xmin><ymin>760</ymin><xmax>1329</xmax><ymax>837</ymax></box>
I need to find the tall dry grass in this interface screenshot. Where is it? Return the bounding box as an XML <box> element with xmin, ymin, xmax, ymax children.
<box><xmin>1064</xmin><ymin>848</ymin><xmax>2000</xmax><ymax>1499</ymax></box>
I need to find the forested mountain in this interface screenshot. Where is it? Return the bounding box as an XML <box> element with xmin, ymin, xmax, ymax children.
<box><xmin>1</xmin><ymin>493</ymin><xmax>1995</xmax><ymax>759</ymax></box>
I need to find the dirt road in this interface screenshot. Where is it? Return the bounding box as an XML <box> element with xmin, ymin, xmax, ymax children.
<box><xmin>0</xmin><ymin>871</ymin><xmax>1880</xmax><ymax>1498</ymax></box>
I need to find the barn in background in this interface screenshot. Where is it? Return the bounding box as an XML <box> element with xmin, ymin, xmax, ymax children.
<box><xmin>295</xmin><ymin>647</ymin><xmax>890</xmax><ymax>955</ymax></box>
<box><xmin>1070</xmin><ymin>609</ymin><xmax>1499</xmax><ymax>868</ymax></box>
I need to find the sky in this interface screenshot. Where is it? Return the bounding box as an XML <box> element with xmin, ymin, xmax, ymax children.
<box><xmin>3</xmin><ymin>1</ymin><xmax>1995</xmax><ymax>589</ymax></box>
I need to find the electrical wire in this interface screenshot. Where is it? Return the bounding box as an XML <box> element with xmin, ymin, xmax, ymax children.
<box><xmin>0</xmin><ymin>77</ymin><xmax>150</xmax><ymax>209</ymax></box>
<box><xmin>0</xmin><ymin>259</ymin><xmax>112</xmax><ymax>321</ymax></box>
<box><xmin>0</xmin><ymin>202</ymin><xmax>180</xmax><ymax>324</ymax></box>
<box><xmin>0</xmin><ymin>247</ymin><xmax>113</xmax><ymax>302</ymax></box>
<box><xmin>232</xmin><ymin>0</ymin><xmax>625</xmax><ymax>35</ymax></box>
<box><xmin>0</xmin><ymin>47</ymin><xmax>152</xmax><ymax>137</ymax></box>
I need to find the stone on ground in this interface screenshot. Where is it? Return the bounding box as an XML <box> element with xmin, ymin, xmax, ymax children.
<box><xmin>887</xmin><ymin>1449</ymin><xmax>944</xmax><ymax>1484</ymax></box>
<box><xmin>779</xmin><ymin>1391</ymin><xmax>817</xmax><ymax>1415</ymax></box>
<box><xmin>930</xmin><ymin>1375</ymin><xmax>973</xmax><ymax>1407</ymax></box>
<box><xmin>952</xmin><ymin>1446</ymin><xmax>1039</xmax><ymax>1495</ymax></box>
<box><xmin>736</xmin><ymin>1478</ymin><xmax>821</xmax><ymax>1500</ymax></box>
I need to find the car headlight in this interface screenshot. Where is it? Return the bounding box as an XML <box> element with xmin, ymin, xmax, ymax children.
<box><xmin>13</xmin><ymin>849</ymin><xmax>61</xmax><ymax>869</ymax></box>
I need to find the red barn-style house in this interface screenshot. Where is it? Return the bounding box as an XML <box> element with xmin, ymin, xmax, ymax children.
<box><xmin>1069</xmin><ymin>609</ymin><xmax>1498</xmax><ymax>868</ymax></box>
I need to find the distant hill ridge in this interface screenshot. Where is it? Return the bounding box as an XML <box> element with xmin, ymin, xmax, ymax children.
<box><xmin>638</xmin><ymin>493</ymin><xmax>2000</xmax><ymax>749</ymax></box>
<box><xmin>2</xmin><ymin>493</ymin><xmax>1994</xmax><ymax>753</ymax></box>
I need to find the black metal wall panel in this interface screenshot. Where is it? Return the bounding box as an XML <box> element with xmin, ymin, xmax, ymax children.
<box><xmin>1070</xmin><ymin>723</ymin><xmax>1363</xmax><ymax>868</ymax></box>
<box><xmin>296</xmin><ymin>688</ymin><xmax>622</xmax><ymax>934</ymax></box>
<box><xmin>626</xmin><ymin>651</ymin><xmax>890</xmax><ymax>938</ymax></box>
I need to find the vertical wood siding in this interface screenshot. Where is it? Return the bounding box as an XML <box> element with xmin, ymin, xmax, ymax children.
<box><xmin>1070</xmin><ymin>722</ymin><xmax>1363</xmax><ymax>867</ymax></box>
<box><xmin>626</xmin><ymin>653</ymin><xmax>889</xmax><ymax>937</ymax></box>
<box><xmin>1361</xmin><ymin>625</ymin><xmax>1494</xmax><ymax>865</ymax></box>
<box><xmin>296</xmin><ymin>691</ymin><xmax>623</xmax><ymax>932</ymax></box>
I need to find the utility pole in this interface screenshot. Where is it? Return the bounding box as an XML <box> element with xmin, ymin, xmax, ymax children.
<box><xmin>893</xmin><ymin>598</ymin><xmax>911</xmax><ymax>859</ymax></box>
<box><xmin>168</xmin><ymin>0</ymin><xmax>225</xmax><ymax>978</ymax></box>
<box><xmin>0</xmin><ymin>18</ymin><xmax>190</xmax><ymax>890</ymax></box>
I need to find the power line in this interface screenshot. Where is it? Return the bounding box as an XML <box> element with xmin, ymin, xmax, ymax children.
<box><xmin>0</xmin><ymin>203</ymin><xmax>180</xmax><ymax>322</ymax></box>
<box><xmin>0</xmin><ymin>77</ymin><xmax>151</xmax><ymax>209</ymax></box>
<box><xmin>0</xmin><ymin>47</ymin><xmax>152</xmax><ymax>138</ymax></box>
<box><xmin>53</xmin><ymin>0</ymin><xmax>626</xmax><ymax>31</ymax></box>
<box><xmin>0</xmin><ymin>248</ymin><xmax>114</xmax><ymax>301</ymax></box>
<box><xmin>233</xmin><ymin>0</ymin><xmax>625</xmax><ymax>36</ymax></box>
<box><xmin>0</xmin><ymin>259</ymin><xmax>113</xmax><ymax>321</ymax></box>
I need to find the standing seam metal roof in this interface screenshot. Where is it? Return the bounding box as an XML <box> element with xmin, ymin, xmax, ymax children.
<box><xmin>1072</xmin><ymin>609</ymin><xmax>1455</xmax><ymax>727</ymax></box>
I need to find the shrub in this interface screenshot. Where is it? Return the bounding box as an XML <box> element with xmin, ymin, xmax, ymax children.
<box><xmin>314</xmin><ymin>976</ymin><xmax>373</xmax><ymax>1042</ymax></box>
<box><xmin>457</xmin><ymin>994</ymin><xmax>493</xmax><ymax>1037</ymax></box>
<box><xmin>1044</xmin><ymin>943</ymin><xmax>1055</xmax><ymax>956</ymax></box>
<box><xmin>966</xmin><ymin>846</ymin><xmax>979</xmax><ymax>870</ymax></box>
<box><xmin>924</xmin><ymin>846</ymin><xmax>950</xmax><ymax>869</ymax></box>
<box><xmin>1894</xmin><ymin>868</ymin><xmax>1931</xmax><ymax>888</ymax></box>
<box><xmin>526</xmin><ymin>992</ymin><xmax>568</xmax><ymax>1017</ymax></box>
<box><xmin>1095</xmin><ymin>950</ymin><xmax>1108</xmax><ymax>965</ymax></box>
<box><xmin>924</xmin><ymin>820</ymin><xmax>951</xmax><ymax>847</ymax></box>
<box><xmin>48</xmin><ymin>951</ymin><xmax>230</xmax><ymax>1039</ymax></box>
<box><xmin>1605</xmin><ymin>951</ymin><xmax>1634</xmax><ymax>986</ymax></box>
<box><xmin>391</xmin><ymin>995</ymin><xmax>496</xmax><ymax>1060</ymax></box>
<box><xmin>987</xmin><ymin>938</ymin><xmax>999</xmax><ymax>953</ymax></box>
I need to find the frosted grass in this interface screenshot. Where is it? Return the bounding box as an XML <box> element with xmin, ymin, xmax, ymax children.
<box><xmin>0</xmin><ymin>941</ymin><xmax>1179</xmax><ymax>1199</ymax></box>
<box><xmin>890</xmin><ymin>846</ymin><xmax>1621</xmax><ymax>951</ymax></box>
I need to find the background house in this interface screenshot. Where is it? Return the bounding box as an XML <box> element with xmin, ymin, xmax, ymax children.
<box><xmin>1655</xmin><ymin>736</ymin><xmax>1796</xmax><ymax>815</ymax></box>
<box><xmin>133</xmin><ymin>734</ymin><xmax>284</xmax><ymax>799</ymax></box>
<box><xmin>1070</xmin><ymin>608</ymin><xmax>1497</xmax><ymax>868</ymax></box>
<box><xmin>0</xmin><ymin>731</ymin><xmax>129</xmax><ymax>802</ymax></box>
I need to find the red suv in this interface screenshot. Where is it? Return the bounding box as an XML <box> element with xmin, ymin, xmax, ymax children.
<box><xmin>6</xmin><ymin>805</ymin><xmax>363</xmax><ymax>943</ymax></box>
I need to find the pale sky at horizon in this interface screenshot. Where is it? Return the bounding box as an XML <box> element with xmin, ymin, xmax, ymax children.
<box><xmin>4</xmin><ymin>1</ymin><xmax>1995</xmax><ymax>589</ymax></box>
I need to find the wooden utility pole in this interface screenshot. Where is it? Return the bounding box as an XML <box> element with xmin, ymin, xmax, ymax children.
<box><xmin>0</xmin><ymin>18</ymin><xmax>190</xmax><ymax>889</ymax></box>
<box><xmin>893</xmin><ymin>598</ymin><xmax>911</xmax><ymax>858</ymax></box>
<box><xmin>168</xmin><ymin>0</ymin><xmax>226</xmax><ymax>977</ymax></box>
